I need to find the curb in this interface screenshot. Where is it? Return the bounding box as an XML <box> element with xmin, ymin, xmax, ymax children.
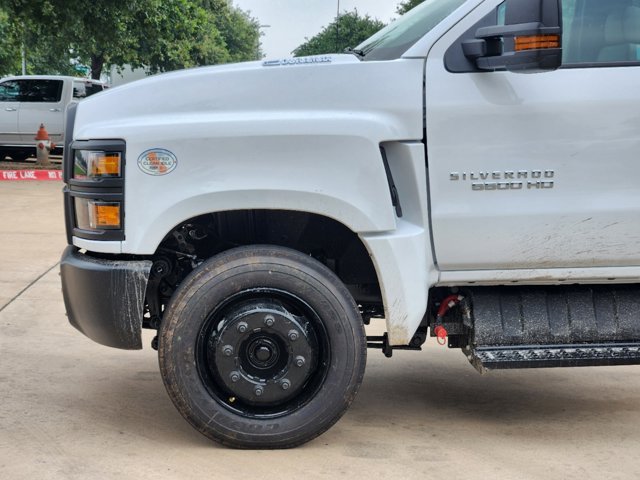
<box><xmin>0</xmin><ymin>170</ymin><xmax>62</xmax><ymax>181</ymax></box>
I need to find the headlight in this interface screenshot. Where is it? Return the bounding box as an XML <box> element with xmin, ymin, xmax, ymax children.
<box><xmin>74</xmin><ymin>150</ymin><xmax>122</xmax><ymax>179</ymax></box>
<box><xmin>65</xmin><ymin>139</ymin><xmax>126</xmax><ymax>242</ymax></box>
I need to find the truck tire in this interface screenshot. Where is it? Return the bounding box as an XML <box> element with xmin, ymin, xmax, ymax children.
<box><xmin>158</xmin><ymin>245</ymin><xmax>367</xmax><ymax>449</ymax></box>
<box><xmin>9</xmin><ymin>150</ymin><xmax>31</xmax><ymax>161</ymax></box>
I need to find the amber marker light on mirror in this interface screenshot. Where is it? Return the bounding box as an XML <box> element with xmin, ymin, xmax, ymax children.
<box><xmin>514</xmin><ymin>34</ymin><xmax>560</xmax><ymax>52</ymax></box>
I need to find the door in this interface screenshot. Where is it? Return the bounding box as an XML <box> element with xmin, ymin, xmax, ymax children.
<box><xmin>0</xmin><ymin>80</ymin><xmax>21</xmax><ymax>146</ymax></box>
<box><xmin>17</xmin><ymin>79</ymin><xmax>66</xmax><ymax>144</ymax></box>
<box><xmin>426</xmin><ymin>0</ymin><xmax>640</xmax><ymax>271</ymax></box>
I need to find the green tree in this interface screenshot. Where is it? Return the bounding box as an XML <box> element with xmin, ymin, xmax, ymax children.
<box><xmin>0</xmin><ymin>9</ymin><xmax>21</xmax><ymax>76</ymax></box>
<box><xmin>396</xmin><ymin>0</ymin><xmax>425</xmax><ymax>15</ymax></box>
<box><xmin>0</xmin><ymin>4</ymin><xmax>77</xmax><ymax>77</ymax></box>
<box><xmin>129</xmin><ymin>0</ymin><xmax>230</xmax><ymax>76</ymax></box>
<box><xmin>293</xmin><ymin>10</ymin><xmax>385</xmax><ymax>57</ymax></box>
<box><xmin>1</xmin><ymin>0</ymin><xmax>261</xmax><ymax>79</ymax></box>
<box><xmin>204</xmin><ymin>0</ymin><xmax>261</xmax><ymax>62</ymax></box>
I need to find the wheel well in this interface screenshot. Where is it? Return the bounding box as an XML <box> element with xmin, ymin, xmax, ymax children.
<box><xmin>145</xmin><ymin>210</ymin><xmax>383</xmax><ymax>329</ymax></box>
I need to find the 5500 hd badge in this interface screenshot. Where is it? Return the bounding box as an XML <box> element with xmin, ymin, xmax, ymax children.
<box><xmin>450</xmin><ymin>169</ymin><xmax>555</xmax><ymax>191</ymax></box>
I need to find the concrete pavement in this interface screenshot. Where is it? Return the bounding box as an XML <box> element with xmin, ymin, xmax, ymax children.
<box><xmin>1</xmin><ymin>181</ymin><xmax>640</xmax><ymax>479</ymax></box>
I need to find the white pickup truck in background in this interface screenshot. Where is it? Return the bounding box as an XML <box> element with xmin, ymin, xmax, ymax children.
<box><xmin>0</xmin><ymin>75</ymin><xmax>107</xmax><ymax>161</ymax></box>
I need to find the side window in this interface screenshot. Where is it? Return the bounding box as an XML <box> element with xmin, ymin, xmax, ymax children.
<box><xmin>497</xmin><ymin>2</ymin><xmax>506</xmax><ymax>26</ymax></box>
<box><xmin>73</xmin><ymin>82</ymin><xmax>87</xmax><ymax>99</ymax></box>
<box><xmin>73</xmin><ymin>82</ymin><xmax>105</xmax><ymax>99</ymax></box>
<box><xmin>0</xmin><ymin>81</ymin><xmax>20</xmax><ymax>102</ymax></box>
<box><xmin>84</xmin><ymin>83</ymin><xmax>105</xmax><ymax>97</ymax></box>
<box><xmin>20</xmin><ymin>80</ymin><xmax>63</xmax><ymax>102</ymax></box>
<box><xmin>563</xmin><ymin>0</ymin><xmax>640</xmax><ymax>65</ymax></box>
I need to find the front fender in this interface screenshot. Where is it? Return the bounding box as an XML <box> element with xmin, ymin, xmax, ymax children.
<box><xmin>116</xmin><ymin>119</ymin><xmax>398</xmax><ymax>254</ymax></box>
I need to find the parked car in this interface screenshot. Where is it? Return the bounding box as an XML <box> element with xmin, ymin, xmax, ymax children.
<box><xmin>0</xmin><ymin>75</ymin><xmax>107</xmax><ymax>161</ymax></box>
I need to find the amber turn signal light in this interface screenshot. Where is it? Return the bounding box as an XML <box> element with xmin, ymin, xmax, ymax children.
<box><xmin>514</xmin><ymin>34</ymin><xmax>560</xmax><ymax>52</ymax></box>
<box><xmin>88</xmin><ymin>202</ymin><xmax>121</xmax><ymax>229</ymax></box>
<box><xmin>89</xmin><ymin>152</ymin><xmax>121</xmax><ymax>176</ymax></box>
<box><xmin>74</xmin><ymin>150</ymin><xmax>122</xmax><ymax>179</ymax></box>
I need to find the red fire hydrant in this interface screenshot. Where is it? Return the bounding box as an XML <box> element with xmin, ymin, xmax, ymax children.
<box><xmin>35</xmin><ymin>124</ymin><xmax>55</xmax><ymax>166</ymax></box>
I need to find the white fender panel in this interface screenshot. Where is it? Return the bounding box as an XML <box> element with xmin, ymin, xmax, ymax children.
<box><xmin>362</xmin><ymin>142</ymin><xmax>437</xmax><ymax>346</ymax></box>
<box><xmin>118</xmin><ymin>126</ymin><xmax>396</xmax><ymax>254</ymax></box>
<box><xmin>361</xmin><ymin>220</ymin><xmax>431</xmax><ymax>346</ymax></box>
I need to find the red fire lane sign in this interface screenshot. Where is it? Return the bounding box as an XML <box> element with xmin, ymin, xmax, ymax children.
<box><xmin>0</xmin><ymin>170</ymin><xmax>63</xmax><ymax>181</ymax></box>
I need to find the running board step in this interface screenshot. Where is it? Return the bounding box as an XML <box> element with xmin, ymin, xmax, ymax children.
<box><xmin>466</xmin><ymin>343</ymin><xmax>640</xmax><ymax>372</ymax></box>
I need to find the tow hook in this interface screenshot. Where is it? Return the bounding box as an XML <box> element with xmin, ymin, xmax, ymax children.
<box><xmin>433</xmin><ymin>294</ymin><xmax>465</xmax><ymax>346</ymax></box>
<box><xmin>433</xmin><ymin>325</ymin><xmax>448</xmax><ymax>345</ymax></box>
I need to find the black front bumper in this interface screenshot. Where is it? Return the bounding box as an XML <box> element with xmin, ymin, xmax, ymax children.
<box><xmin>60</xmin><ymin>246</ymin><xmax>152</xmax><ymax>350</ymax></box>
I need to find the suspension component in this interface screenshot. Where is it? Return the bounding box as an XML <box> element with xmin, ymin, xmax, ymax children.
<box><xmin>436</xmin><ymin>294</ymin><xmax>464</xmax><ymax>319</ymax></box>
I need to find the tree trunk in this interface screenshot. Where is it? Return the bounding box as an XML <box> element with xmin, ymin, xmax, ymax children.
<box><xmin>91</xmin><ymin>54</ymin><xmax>104</xmax><ymax>80</ymax></box>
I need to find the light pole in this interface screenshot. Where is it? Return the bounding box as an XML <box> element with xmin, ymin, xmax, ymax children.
<box><xmin>21</xmin><ymin>22</ymin><xmax>27</xmax><ymax>75</ymax></box>
<box><xmin>257</xmin><ymin>24</ymin><xmax>271</xmax><ymax>60</ymax></box>
<box><xmin>335</xmin><ymin>0</ymin><xmax>341</xmax><ymax>52</ymax></box>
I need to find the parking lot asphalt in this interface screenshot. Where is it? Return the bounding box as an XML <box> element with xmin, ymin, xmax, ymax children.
<box><xmin>1</xmin><ymin>181</ymin><xmax>640</xmax><ymax>480</ymax></box>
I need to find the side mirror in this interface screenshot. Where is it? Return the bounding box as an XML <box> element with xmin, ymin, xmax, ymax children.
<box><xmin>463</xmin><ymin>0</ymin><xmax>562</xmax><ymax>73</ymax></box>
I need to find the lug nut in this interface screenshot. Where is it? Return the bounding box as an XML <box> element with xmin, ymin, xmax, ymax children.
<box><xmin>237</xmin><ymin>322</ymin><xmax>248</xmax><ymax>333</ymax></box>
<box><xmin>229</xmin><ymin>371</ymin><xmax>240</xmax><ymax>383</ymax></box>
<box><xmin>281</xmin><ymin>379</ymin><xmax>291</xmax><ymax>390</ymax></box>
<box><xmin>288</xmin><ymin>330</ymin><xmax>299</xmax><ymax>341</ymax></box>
<box><xmin>222</xmin><ymin>345</ymin><xmax>234</xmax><ymax>357</ymax></box>
<box><xmin>295</xmin><ymin>356</ymin><xmax>305</xmax><ymax>367</ymax></box>
<box><xmin>264</xmin><ymin>315</ymin><xmax>275</xmax><ymax>327</ymax></box>
<box><xmin>254</xmin><ymin>386</ymin><xmax>264</xmax><ymax>397</ymax></box>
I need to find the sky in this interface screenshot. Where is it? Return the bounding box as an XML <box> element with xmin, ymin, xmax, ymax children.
<box><xmin>233</xmin><ymin>0</ymin><xmax>400</xmax><ymax>58</ymax></box>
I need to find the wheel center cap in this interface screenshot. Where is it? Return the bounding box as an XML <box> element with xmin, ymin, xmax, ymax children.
<box><xmin>247</xmin><ymin>337</ymin><xmax>280</xmax><ymax>369</ymax></box>
<box><xmin>255</xmin><ymin>345</ymin><xmax>272</xmax><ymax>362</ymax></box>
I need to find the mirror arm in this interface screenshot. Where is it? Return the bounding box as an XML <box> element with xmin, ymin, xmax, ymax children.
<box><xmin>477</xmin><ymin>22</ymin><xmax>541</xmax><ymax>38</ymax></box>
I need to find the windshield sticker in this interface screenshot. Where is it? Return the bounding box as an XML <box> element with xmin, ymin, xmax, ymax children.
<box><xmin>138</xmin><ymin>149</ymin><xmax>177</xmax><ymax>176</ymax></box>
<box><xmin>263</xmin><ymin>56</ymin><xmax>332</xmax><ymax>67</ymax></box>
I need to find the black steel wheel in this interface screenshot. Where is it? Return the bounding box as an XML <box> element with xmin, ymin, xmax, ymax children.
<box><xmin>158</xmin><ymin>245</ymin><xmax>367</xmax><ymax>448</ymax></box>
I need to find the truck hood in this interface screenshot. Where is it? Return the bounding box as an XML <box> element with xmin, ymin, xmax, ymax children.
<box><xmin>76</xmin><ymin>55</ymin><xmax>366</xmax><ymax>133</ymax></box>
<box><xmin>73</xmin><ymin>53</ymin><xmax>425</xmax><ymax>144</ymax></box>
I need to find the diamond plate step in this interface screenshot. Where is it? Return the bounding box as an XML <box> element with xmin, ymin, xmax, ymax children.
<box><xmin>467</xmin><ymin>343</ymin><xmax>640</xmax><ymax>371</ymax></box>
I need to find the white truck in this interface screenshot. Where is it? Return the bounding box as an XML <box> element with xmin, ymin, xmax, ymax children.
<box><xmin>0</xmin><ymin>75</ymin><xmax>107</xmax><ymax>161</ymax></box>
<box><xmin>60</xmin><ymin>0</ymin><xmax>640</xmax><ymax>448</ymax></box>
